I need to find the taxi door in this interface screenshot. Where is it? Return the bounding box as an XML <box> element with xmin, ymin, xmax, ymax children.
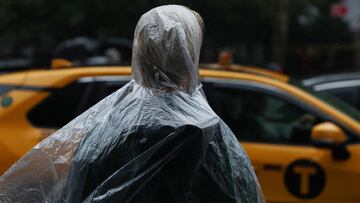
<box><xmin>244</xmin><ymin>142</ymin><xmax>360</xmax><ymax>203</ymax></box>
<box><xmin>202</xmin><ymin>78</ymin><xmax>360</xmax><ymax>203</ymax></box>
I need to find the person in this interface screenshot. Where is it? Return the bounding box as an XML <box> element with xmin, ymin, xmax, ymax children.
<box><xmin>0</xmin><ymin>5</ymin><xmax>264</xmax><ymax>203</ymax></box>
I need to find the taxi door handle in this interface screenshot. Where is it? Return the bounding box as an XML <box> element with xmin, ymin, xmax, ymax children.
<box><xmin>263</xmin><ymin>163</ymin><xmax>283</xmax><ymax>171</ymax></box>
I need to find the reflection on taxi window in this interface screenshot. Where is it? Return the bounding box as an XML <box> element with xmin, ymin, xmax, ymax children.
<box><xmin>27</xmin><ymin>80</ymin><xmax>126</xmax><ymax>129</ymax></box>
<box><xmin>203</xmin><ymin>82</ymin><xmax>322</xmax><ymax>144</ymax></box>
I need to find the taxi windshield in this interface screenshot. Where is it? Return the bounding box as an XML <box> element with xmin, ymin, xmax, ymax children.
<box><xmin>290</xmin><ymin>79</ymin><xmax>360</xmax><ymax>123</ymax></box>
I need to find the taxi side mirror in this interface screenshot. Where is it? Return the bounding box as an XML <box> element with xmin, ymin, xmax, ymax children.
<box><xmin>311</xmin><ymin>122</ymin><xmax>346</xmax><ymax>145</ymax></box>
<box><xmin>311</xmin><ymin>122</ymin><xmax>350</xmax><ymax>160</ymax></box>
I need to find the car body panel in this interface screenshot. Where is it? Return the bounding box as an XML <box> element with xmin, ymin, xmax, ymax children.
<box><xmin>303</xmin><ymin>72</ymin><xmax>360</xmax><ymax>87</ymax></box>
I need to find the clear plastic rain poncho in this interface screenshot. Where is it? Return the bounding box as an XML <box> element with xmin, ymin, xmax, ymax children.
<box><xmin>0</xmin><ymin>5</ymin><xmax>264</xmax><ymax>203</ymax></box>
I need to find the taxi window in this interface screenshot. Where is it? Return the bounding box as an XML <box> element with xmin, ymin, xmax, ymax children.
<box><xmin>27</xmin><ymin>79</ymin><xmax>127</xmax><ymax>129</ymax></box>
<box><xmin>0</xmin><ymin>85</ymin><xmax>13</xmax><ymax>96</ymax></box>
<box><xmin>203</xmin><ymin>81</ymin><xmax>323</xmax><ymax>144</ymax></box>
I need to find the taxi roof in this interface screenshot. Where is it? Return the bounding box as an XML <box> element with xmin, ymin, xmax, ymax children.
<box><xmin>0</xmin><ymin>63</ymin><xmax>289</xmax><ymax>88</ymax></box>
<box><xmin>200</xmin><ymin>63</ymin><xmax>289</xmax><ymax>82</ymax></box>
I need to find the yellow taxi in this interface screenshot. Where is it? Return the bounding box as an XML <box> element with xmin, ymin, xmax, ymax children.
<box><xmin>1</xmin><ymin>63</ymin><xmax>360</xmax><ymax>203</ymax></box>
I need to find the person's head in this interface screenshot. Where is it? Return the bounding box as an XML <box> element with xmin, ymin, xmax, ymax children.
<box><xmin>131</xmin><ymin>5</ymin><xmax>204</xmax><ymax>93</ymax></box>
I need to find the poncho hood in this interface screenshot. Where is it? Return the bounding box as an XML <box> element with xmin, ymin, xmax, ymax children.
<box><xmin>132</xmin><ymin>5</ymin><xmax>203</xmax><ymax>93</ymax></box>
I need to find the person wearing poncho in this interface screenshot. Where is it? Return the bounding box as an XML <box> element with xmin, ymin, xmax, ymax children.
<box><xmin>0</xmin><ymin>5</ymin><xmax>264</xmax><ymax>203</ymax></box>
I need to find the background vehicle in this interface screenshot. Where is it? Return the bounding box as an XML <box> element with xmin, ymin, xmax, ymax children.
<box><xmin>303</xmin><ymin>72</ymin><xmax>360</xmax><ymax>111</ymax></box>
<box><xmin>1</xmin><ymin>66</ymin><xmax>360</xmax><ymax>202</ymax></box>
